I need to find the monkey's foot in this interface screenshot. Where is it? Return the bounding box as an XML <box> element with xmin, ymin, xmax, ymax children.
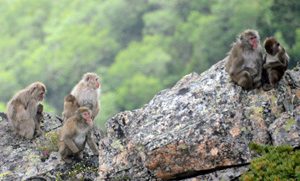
<box><xmin>62</xmin><ymin>157</ymin><xmax>72</xmax><ymax>164</ymax></box>
<box><xmin>35</xmin><ymin>129</ymin><xmax>43</xmax><ymax>137</ymax></box>
<box><xmin>262</xmin><ymin>84</ymin><xmax>273</xmax><ymax>91</ymax></box>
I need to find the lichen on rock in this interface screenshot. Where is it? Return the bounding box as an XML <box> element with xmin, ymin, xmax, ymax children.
<box><xmin>98</xmin><ymin>59</ymin><xmax>300</xmax><ymax>180</ymax></box>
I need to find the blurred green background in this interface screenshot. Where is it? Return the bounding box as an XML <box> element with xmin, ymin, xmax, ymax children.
<box><xmin>0</xmin><ymin>0</ymin><xmax>299</xmax><ymax>128</ymax></box>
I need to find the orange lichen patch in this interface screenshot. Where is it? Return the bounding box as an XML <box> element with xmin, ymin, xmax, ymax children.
<box><xmin>171</xmin><ymin>164</ymin><xmax>184</xmax><ymax>173</ymax></box>
<box><xmin>210</xmin><ymin>147</ymin><xmax>218</xmax><ymax>156</ymax></box>
<box><xmin>156</xmin><ymin>170</ymin><xmax>175</xmax><ymax>180</ymax></box>
<box><xmin>146</xmin><ymin>140</ymin><xmax>239</xmax><ymax>179</ymax></box>
<box><xmin>223</xmin><ymin>158</ymin><xmax>234</xmax><ymax>165</ymax></box>
<box><xmin>197</xmin><ymin>144</ymin><xmax>206</xmax><ymax>154</ymax></box>
<box><xmin>99</xmin><ymin>164</ymin><xmax>110</xmax><ymax>175</ymax></box>
<box><xmin>147</xmin><ymin>158</ymin><xmax>160</xmax><ymax>170</ymax></box>
<box><xmin>127</xmin><ymin>141</ymin><xmax>135</xmax><ymax>151</ymax></box>
<box><xmin>296</xmin><ymin>89</ymin><xmax>300</xmax><ymax>99</ymax></box>
<box><xmin>229</xmin><ymin>127</ymin><xmax>241</xmax><ymax>137</ymax></box>
<box><xmin>112</xmin><ymin>151</ymin><xmax>129</xmax><ymax>166</ymax></box>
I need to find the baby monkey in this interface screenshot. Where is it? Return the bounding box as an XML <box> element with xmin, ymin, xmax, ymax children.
<box><xmin>262</xmin><ymin>37</ymin><xmax>289</xmax><ymax>90</ymax></box>
<box><xmin>58</xmin><ymin>107</ymin><xmax>98</xmax><ymax>163</ymax></box>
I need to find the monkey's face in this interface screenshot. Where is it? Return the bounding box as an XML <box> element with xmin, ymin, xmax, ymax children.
<box><xmin>81</xmin><ymin>110</ymin><xmax>93</xmax><ymax>127</ymax></box>
<box><xmin>85</xmin><ymin>75</ymin><xmax>100</xmax><ymax>90</ymax></box>
<box><xmin>249</xmin><ymin>35</ymin><xmax>258</xmax><ymax>49</ymax></box>
<box><xmin>30</xmin><ymin>82</ymin><xmax>46</xmax><ymax>101</ymax></box>
<box><xmin>264</xmin><ymin>37</ymin><xmax>280</xmax><ymax>56</ymax></box>
<box><xmin>240</xmin><ymin>30</ymin><xmax>260</xmax><ymax>50</ymax></box>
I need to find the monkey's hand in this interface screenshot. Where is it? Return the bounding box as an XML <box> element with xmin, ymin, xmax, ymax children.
<box><xmin>264</xmin><ymin>62</ymin><xmax>285</xmax><ymax>69</ymax></box>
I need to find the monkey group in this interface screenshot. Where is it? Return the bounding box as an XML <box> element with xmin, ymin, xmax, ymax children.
<box><xmin>6</xmin><ymin>72</ymin><xmax>101</xmax><ymax>163</ymax></box>
<box><xmin>225</xmin><ymin>29</ymin><xmax>289</xmax><ymax>90</ymax></box>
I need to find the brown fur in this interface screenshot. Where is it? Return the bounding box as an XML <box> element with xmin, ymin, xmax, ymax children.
<box><xmin>58</xmin><ymin>107</ymin><xmax>98</xmax><ymax>163</ymax></box>
<box><xmin>71</xmin><ymin>72</ymin><xmax>100</xmax><ymax>119</ymax></box>
<box><xmin>262</xmin><ymin>37</ymin><xmax>289</xmax><ymax>90</ymax></box>
<box><xmin>62</xmin><ymin>94</ymin><xmax>79</xmax><ymax>121</ymax></box>
<box><xmin>225</xmin><ymin>29</ymin><xmax>264</xmax><ymax>90</ymax></box>
<box><xmin>6</xmin><ymin>82</ymin><xmax>46</xmax><ymax>139</ymax></box>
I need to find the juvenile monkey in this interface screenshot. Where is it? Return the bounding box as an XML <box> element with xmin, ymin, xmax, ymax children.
<box><xmin>225</xmin><ymin>29</ymin><xmax>264</xmax><ymax>90</ymax></box>
<box><xmin>262</xmin><ymin>37</ymin><xmax>289</xmax><ymax>90</ymax></box>
<box><xmin>71</xmin><ymin>72</ymin><xmax>100</xmax><ymax>119</ymax></box>
<box><xmin>35</xmin><ymin>103</ymin><xmax>44</xmax><ymax>135</ymax></box>
<box><xmin>62</xmin><ymin>94</ymin><xmax>79</xmax><ymax>121</ymax></box>
<box><xmin>6</xmin><ymin>82</ymin><xmax>46</xmax><ymax>139</ymax></box>
<box><xmin>58</xmin><ymin>107</ymin><xmax>98</xmax><ymax>163</ymax></box>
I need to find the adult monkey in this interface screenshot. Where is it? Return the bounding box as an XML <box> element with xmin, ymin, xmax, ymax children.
<box><xmin>6</xmin><ymin>82</ymin><xmax>46</xmax><ymax>139</ymax></box>
<box><xmin>225</xmin><ymin>29</ymin><xmax>264</xmax><ymax>90</ymax></box>
<box><xmin>71</xmin><ymin>72</ymin><xmax>100</xmax><ymax>119</ymax></box>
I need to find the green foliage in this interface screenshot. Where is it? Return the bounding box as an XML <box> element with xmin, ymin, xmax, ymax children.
<box><xmin>241</xmin><ymin>143</ymin><xmax>300</xmax><ymax>181</ymax></box>
<box><xmin>56</xmin><ymin>162</ymin><xmax>98</xmax><ymax>180</ymax></box>
<box><xmin>0</xmin><ymin>0</ymin><xmax>299</xmax><ymax>128</ymax></box>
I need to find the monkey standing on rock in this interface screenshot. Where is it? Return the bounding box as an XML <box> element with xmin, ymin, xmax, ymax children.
<box><xmin>262</xmin><ymin>37</ymin><xmax>289</xmax><ymax>90</ymax></box>
<box><xmin>225</xmin><ymin>29</ymin><xmax>264</xmax><ymax>90</ymax></box>
<box><xmin>58</xmin><ymin>107</ymin><xmax>99</xmax><ymax>163</ymax></box>
<box><xmin>6</xmin><ymin>82</ymin><xmax>46</xmax><ymax>139</ymax></box>
<box><xmin>70</xmin><ymin>72</ymin><xmax>100</xmax><ymax>119</ymax></box>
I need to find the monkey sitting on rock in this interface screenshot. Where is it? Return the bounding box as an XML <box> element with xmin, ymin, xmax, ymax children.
<box><xmin>225</xmin><ymin>29</ymin><xmax>264</xmax><ymax>90</ymax></box>
<box><xmin>58</xmin><ymin>107</ymin><xmax>98</xmax><ymax>163</ymax></box>
<box><xmin>70</xmin><ymin>72</ymin><xmax>101</xmax><ymax>120</ymax></box>
<box><xmin>6</xmin><ymin>82</ymin><xmax>46</xmax><ymax>139</ymax></box>
<box><xmin>262</xmin><ymin>37</ymin><xmax>289</xmax><ymax>90</ymax></box>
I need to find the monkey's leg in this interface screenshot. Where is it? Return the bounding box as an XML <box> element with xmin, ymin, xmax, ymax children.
<box><xmin>59</xmin><ymin>142</ymin><xmax>73</xmax><ymax>163</ymax></box>
<box><xmin>236</xmin><ymin>71</ymin><xmax>253</xmax><ymax>90</ymax></box>
<box><xmin>269</xmin><ymin>70</ymin><xmax>280</xmax><ymax>87</ymax></box>
<box><xmin>64</xmin><ymin>138</ymin><xmax>80</xmax><ymax>154</ymax></box>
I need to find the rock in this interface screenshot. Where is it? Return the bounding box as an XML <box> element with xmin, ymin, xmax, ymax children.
<box><xmin>0</xmin><ymin>112</ymin><xmax>101</xmax><ymax>180</ymax></box>
<box><xmin>268</xmin><ymin>106</ymin><xmax>300</xmax><ymax>147</ymax></box>
<box><xmin>98</xmin><ymin>59</ymin><xmax>300</xmax><ymax>180</ymax></box>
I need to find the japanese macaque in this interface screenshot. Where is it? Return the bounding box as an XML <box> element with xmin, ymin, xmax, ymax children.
<box><xmin>35</xmin><ymin>103</ymin><xmax>44</xmax><ymax>134</ymax></box>
<box><xmin>262</xmin><ymin>37</ymin><xmax>289</xmax><ymax>90</ymax></box>
<box><xmin>58</xmin><ymin>107</ymin><xmax>98</xmax><ymax>163</ymax></box>
<box><xmin>71</xmin><ymin>72</ymin><xmax>100</xmax><ymax>119</ymax></box>
<box><xmin>62</xmin><ymin>94</ymin><xmax>79</xmax><ymax>121</ymax></box>
<box><xmin>6</xmin><ymin>82</ymin><xmax>46</xmax><ymax>139</ymax></box>
<box><xmin>225</xmin><ymin>29</ymin><xmax>264</xmax><ymax>90</ymax></box>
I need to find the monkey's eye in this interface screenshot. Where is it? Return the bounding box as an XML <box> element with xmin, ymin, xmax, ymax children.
<box><xmin>250</xmin><ymin>37</ymin><xmax>256</xmax><ymax>40</ymax></box>
<box><xmin>277</xmin><ymin>43</ymin><xmax>280</xmax><ymax>46</ymax></box>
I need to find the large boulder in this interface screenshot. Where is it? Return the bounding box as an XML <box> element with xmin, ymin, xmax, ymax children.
<box><xmin>98</xmin><ymin>59</ymin><xmax>300</xmax><ymax>180</ymax></box>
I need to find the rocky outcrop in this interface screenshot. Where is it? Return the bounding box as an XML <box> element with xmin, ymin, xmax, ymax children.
<box><xmin>0</xmin><ymin>59</ymin><xmax>299</xmax><ymax>181</ymax></box>
<box><xmin>0</xmin><ymin>113</ymin><xmax>100</xmax><ymax>181</ymax></box>
<box><xmin>98</xmin><ymin>59</ymin><xmax>300</xmax><ymax>180</ymax></box>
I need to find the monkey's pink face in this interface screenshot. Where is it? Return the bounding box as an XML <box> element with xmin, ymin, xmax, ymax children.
<box><xmin>86</xmin><ymin>76</ymin><xmax>101</xmax><ymax>90</ymax></box>
<box><xmin>38</xmin><ymin>88</ymin><xmax>46</xmax><ymax>101</ymax></box>
<box><xmin>31</xmin><ymin>84</ymin><xmax>46</xmax><ymax>101</ymax></box>
<box><xmin>249</xmin><ymin>36</ymin><xmax>258</xmax><ymax>49</ymax></box>
<box><xmin>82</xmin><ymin>111</ymin><xmax>93</xmax><ymax>126</ymax></box>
